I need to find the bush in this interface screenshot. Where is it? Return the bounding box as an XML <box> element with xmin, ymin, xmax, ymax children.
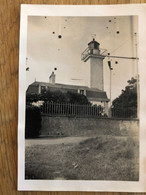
<box><xmin>25</xmin><ymin>105</ymin><xmax>42</xmax><ymax>138</ymax></box>
<box><xmin>26</xmin><ymin>90</ymin><xmax>91</xmax><ymax>105</ymax></box>
<box><xmin>112</xmin><ymin>77</ymin><xmax>137</xmax><ymax>118</ymax></box>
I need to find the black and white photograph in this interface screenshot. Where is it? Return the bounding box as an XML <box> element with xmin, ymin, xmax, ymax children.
<box><xmin>18</xmin><ymin>4</ymin><xmax>146</xmax><ymax>192</ymax></box>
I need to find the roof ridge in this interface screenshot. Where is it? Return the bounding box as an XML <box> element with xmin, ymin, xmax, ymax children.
<box><xmin>29</xmin><ymin>81</ymin><xmax>105</xmax><ymax>92</ymax></box>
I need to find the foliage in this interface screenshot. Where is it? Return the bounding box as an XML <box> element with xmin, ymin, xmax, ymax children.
<box><xmin>66</xmin><ymin>91</ymin><xmax>90</xmax><ymax>105</ymax></box>
<box><xmin>25</xmin><ymin>105</ymin><xmax>42</xmax><ymax>138</ymax></box>
<box><xmin>26</xmin><ymin>90</ymin><xmax>91</xmax><ymax>105</ymax></box>
<box><xmin>112</xmin><ymin>77</ymin><xmax>137</xmax><ymax>118</ymax></box>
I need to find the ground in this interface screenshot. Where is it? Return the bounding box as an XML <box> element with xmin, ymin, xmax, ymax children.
<box><xmin>25</xmin><ymin>135</ymin><xmax>139</xmax><ymax>181</ymax></box>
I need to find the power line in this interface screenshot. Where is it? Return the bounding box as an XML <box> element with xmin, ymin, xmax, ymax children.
<box><xmin>109</xmin><ymin>34</ymin><xmax>135</xmax><ymax>56</ymax></box>
<box><xmin>105</xmin><ymin>34</ymin><xmax>138</xmax><ymax>60</ymax></box>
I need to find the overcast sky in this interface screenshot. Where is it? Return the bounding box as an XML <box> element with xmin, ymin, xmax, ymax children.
<box><xmin>26</xmin><ymin>15</ymin><xmax>138</xmax><ymax>101</ymax></box>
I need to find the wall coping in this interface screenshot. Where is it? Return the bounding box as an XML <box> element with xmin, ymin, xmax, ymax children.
<box><xmin>41</xmin><ymin>114</ymin><xmax>139</xmax><ymax>121</ymax></box>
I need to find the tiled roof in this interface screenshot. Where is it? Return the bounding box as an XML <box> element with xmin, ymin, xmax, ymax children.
<box><xmin>28</xmin><ymin>81</ymin><xmax>103</xmax><ymax>92</ymax></box>
<box><xmin>86</xmin><ymin>90</ymin><xmax>108</xmax><ymax>100</ymax></box>
<box><xmin>26</xmin><ymin>85</ymin><xmax>38</xmax><ymax>94</ymax></box>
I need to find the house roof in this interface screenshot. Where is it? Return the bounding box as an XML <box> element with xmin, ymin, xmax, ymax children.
<box><xmin>28</xmin><ymin>81</ymin><xmax>103</xmax><ymax>91</ymax></box>
<box><xmin>88</xmin><ymin>39</ymin><xmax>100</xmax><ymax>46</ymax></box>
<box><xmin>26</xmin><ymin>81</ymin><xmax>109</xmax><ymax>102</ymax></box>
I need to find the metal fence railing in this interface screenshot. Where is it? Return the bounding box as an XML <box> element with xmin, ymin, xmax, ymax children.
<box><xmin>40</xmin><ymin>102</ymin><xmax>107</xmax><ymax>117</ymax></box>
<box><xmin>81</xmin><ymin>47</ymin><xmax>107</xmax><ymax>62</ymax></box>
<box><xmin>40</xmin><ymin>102</ymin><xmax>137</xmax><ymax>118</ymax></box>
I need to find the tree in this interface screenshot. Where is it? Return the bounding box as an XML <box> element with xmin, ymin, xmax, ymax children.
<box><xmin>112</xmin><ymin>77</ymin><xmax>137</xmax><ymax>118</ymax></box>
<box><xmin>66</xmin><ymin>91</ymin><xmax>91</xmax><ymax>105</ymax></box>
<box><xmin>26</xmin><ymin>90</ymin><xmax>91</xmax><ymax>105</ymax></box>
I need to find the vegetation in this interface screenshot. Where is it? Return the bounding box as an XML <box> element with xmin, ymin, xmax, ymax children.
<box><xmin>26</xmin><ymin>90</ymin><xmax>91</xmax><ymax>105</ymax></box>
<box><xmin>25</xmin><ymin>135</ymin><xmax>139</xmax><ymax>180</ymax></box>
<box><xmin>26</xmin><ymin>90</ymin><xmax>108</xmax><ymax>117</ymax></box>
<box><xmin>112</xmin><ymin>77</ymin><xmax>138</xmax><ymax>118</ymax></box>
<box><xmin>25</xmin><ymin>105</ymin><xmax>42</xmax><ymax>138</ymax></box>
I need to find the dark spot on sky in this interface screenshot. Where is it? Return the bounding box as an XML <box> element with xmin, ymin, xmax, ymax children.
<box><xmin>58</xmin><ymin>35</ymin><xmax>62</xmax><ymax>38</ymax></box>
<box><xmin>116</xmin><ymin>31</ymin><xmax>120</xmax><ymax>34</ymax></box>
<box><xmin>54</xmin><ymin>68</ymin><xmax>57</xmax><ymax>70</ymax></box>
<box><xmin>115</xmin><ymin>61</ymin><xmax>118</xmax><ymax>64</ymax></box>
<box><xmin>53</xmin><ymin>32</ymin><xmax>55</xmax><ymax>34</ymax></box>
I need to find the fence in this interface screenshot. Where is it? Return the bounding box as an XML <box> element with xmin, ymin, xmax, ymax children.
<box><xmin>81</xmin><ymin>47</ymin><xmax>107</xmax><ymax>62</ymax></box>
<box><xmin>40</xmin><ymin>102</ymin><xmax>107</xmax><ymax>117</ymax></box>
<box><xmin>40</xmin><ymin>102</ymin><xmax>137</xmax><ymax>118</ymax></box>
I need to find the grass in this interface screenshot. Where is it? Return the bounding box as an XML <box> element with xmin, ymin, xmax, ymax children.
<box><xmin>25</xmin><ymin>135</ymin><xmax>139</xmax><ymax>181</ymax></box>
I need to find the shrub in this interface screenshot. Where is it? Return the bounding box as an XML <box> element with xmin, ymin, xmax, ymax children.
<box><xmin>25</xmin><ymin>105</ymin><xmax>42</xmax><ymax>138</ymax></box>
<box><xmin>112</xmin><ymin>77</ymin><xmax>137</xmax><ymax>118</ymax></box>
<box><xmin>26</xmin><ymin>90</ymin><xmax>91</xmax><ymax>105</ymax></box>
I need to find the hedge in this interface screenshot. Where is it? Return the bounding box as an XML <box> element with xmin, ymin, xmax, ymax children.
<box><xmin>25</xmin><ymin>105</ymin><xmax>42</xmax><ymax>138</ymax></box>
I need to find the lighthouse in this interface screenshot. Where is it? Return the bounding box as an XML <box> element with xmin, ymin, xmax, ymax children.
<box><xmin>81</xmin><ymin>38</ymin><xmax>106</xmax><ymax>91</ymax></box>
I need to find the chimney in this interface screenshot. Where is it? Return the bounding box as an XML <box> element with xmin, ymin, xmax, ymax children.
<box><xmin>49</xmin><ymin>72</ymin><xmax>56</xmax><ymax>84</ymax></box>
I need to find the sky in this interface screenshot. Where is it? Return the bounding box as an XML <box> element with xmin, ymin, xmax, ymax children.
<box><xmin>26</xmin><ymin>15</ymin><xmax>138</xmax><ymax>101</ymax></box>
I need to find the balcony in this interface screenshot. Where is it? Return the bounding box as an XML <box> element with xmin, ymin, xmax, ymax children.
<box><xmin>81</xmin><ymin>47</ymin><xmax>107</xmax><ymax>62</ymax></box>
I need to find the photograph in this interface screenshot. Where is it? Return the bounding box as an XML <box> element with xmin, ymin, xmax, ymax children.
<box><xmin>25</xmin><ymin>15</ymin><xmax>139</xmax><ymax>181</ymax></box>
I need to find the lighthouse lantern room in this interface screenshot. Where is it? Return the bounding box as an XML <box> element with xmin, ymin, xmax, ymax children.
<box><xmin>81</xmin><ymin>38</ymin><xmax>107</xmax><ymax>91</ymax></box>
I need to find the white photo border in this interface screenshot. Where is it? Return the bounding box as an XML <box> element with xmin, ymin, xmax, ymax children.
<box><xmin>18</xmin><ymin>4</ymin><xmax>146</xmax><ymax>192</ymax></box>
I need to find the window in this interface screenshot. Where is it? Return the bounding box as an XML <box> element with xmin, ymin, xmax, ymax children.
<box><xmin>41</xmin><ymin>86</ymin><xmax>46</xmax><ymax>93</ymax></box>
<box><xmin>79</xmin><ymin>89</ymin><xmax>86</xmax><ymax>95</ymax></box>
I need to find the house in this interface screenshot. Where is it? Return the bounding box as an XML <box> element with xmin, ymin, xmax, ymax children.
<box><xmin>27</xmin><ymin>72</ymin><xmax>109</xmax><ymax>108</ymax></box>
<box><xmin>26</xmin><ymin>39</ymin><xmax>109</xmax><ymax>114</ymax></box>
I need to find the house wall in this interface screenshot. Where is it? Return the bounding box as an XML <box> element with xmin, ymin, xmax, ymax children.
<box><xmin>40</xmin><ymin>115</ymin><xmax>139</xmax><ymax>137</ymax></box>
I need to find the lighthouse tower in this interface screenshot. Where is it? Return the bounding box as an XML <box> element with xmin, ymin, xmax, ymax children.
<box><xmin>81</xmin><ymin>38</ymin><xmax>106</xmax><ymax>91</ymax></box>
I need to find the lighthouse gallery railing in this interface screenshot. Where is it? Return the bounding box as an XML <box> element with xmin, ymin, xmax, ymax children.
<box><xmin>81</xmin><ymin>47</ymin><xmax>107</xmax><ymax>61</ymax></box>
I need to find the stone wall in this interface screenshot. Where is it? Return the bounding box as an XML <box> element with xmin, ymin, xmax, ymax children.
<box><xmin>40</xmin><ymin>115</ymin><xmax>139</xmax><ymax>137</ymax></box>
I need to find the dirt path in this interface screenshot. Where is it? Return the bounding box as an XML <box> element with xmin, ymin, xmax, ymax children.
<box><xmin>25</xmin><ymin>136</ymin><xmax>91</xmax><ymax>147</ymax></box>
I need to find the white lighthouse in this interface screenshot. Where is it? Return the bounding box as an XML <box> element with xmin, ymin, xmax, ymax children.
<box><xmin>81</xmin><ymin>38</ymin><xmax>106</xmax><ymax>91</ymax></box>
<box><xmin>81</xmin><ymin>38</ymin><xmax>109</xmax><ymax>115</ymax></box>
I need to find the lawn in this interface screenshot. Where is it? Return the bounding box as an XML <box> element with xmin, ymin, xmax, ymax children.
<box><xmin>25</xmin><ymin>135</ymin><xmax>139</xmax><ymax>181</ymax></box>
